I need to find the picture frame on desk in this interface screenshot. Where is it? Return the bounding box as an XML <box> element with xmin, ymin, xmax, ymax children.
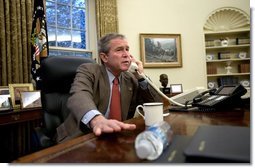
<box><xmin>0</xmin><ymin>86</ymin><xmax>10</xmax><ymax>95</ymax></box>
<box><xmin>0</xmin><ymin>86</ymin><xmax>13</xmax><ymax>112</ymax></box>
<box><xmin>9</xmin><ymin>83</ymin><xmax>34</xmax><ymax>109</ymax></box>
<box><xmin>140</xmin><ymin>33</ymin><xmax>182</xmax><ymax>68</ymax></box>
<box><xmin>0</xmin><ymin>96</ymin><xmax>13</xmax><ymax>112</ymax></box>
<box><xmin>20</xmin><ymin>91</ymin><xmax>42</xmax><ymax>109</ymax></box>
<box><xmin>170</xmin><ymin>84</ymin><xmax>183</xmax><ymax>94</ymax></box>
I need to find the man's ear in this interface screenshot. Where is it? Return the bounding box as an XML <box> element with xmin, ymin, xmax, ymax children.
<box><xmin>99</xmin><ymin>53</ymin><xmax>108</xmax><ymax>63</ymax></box>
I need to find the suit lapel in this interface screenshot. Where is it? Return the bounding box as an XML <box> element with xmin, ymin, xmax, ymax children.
<box><xmin>120</xmin><ymin>73</ymin><xmax>133</xmax><ymax>120</ymax></box>
<box><xmin>98</xmin><ymin>65</ymin><xmax>111</xmax><ymax>114</ymax></box>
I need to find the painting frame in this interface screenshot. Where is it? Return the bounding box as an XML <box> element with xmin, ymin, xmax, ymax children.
<box><xmin>9</xmin><ymin>83</ymin><xmax>34</xmax><ymax>109</ymax></box>
<box><xmin>20</xmin><ymin>91</ymin><xmax>42</xmax><ymax>109</ymax></box>
<box><xmin>140</xmin><ymin>33</ymin><xmax>182</xmax><ymax>68</ymax></box>
<box><xmin>0</xmin><ymin>86</ymin><xmax>10</xmax><ymax>95</ymax></box>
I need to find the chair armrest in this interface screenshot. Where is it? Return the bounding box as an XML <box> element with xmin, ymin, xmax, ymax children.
<box><xmin>34</xmin><ymin>127</ymin><xmax>56</xmax><ymax>148</ymax></box>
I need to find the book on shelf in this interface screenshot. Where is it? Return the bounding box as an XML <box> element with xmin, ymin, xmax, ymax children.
<box><xmin>227</xmin><ymin>38</ymin><xmax>238</xmax><ymax>45</ymax></box>
<box><xmin>217</xmin><ymin>52</ymin><xmax>238</xmax><ymax>60</ymax></box>
<box><xmin>207</xmin><ymin>64</ymin><xmax>217</xmax><ymax>74</ymax></box>
<box><xmin>238</xmin><ymin>63</ymin><xmax>250</xmax><ymax>73</ymax></box>
<box><xmin>214</xmin><ymin>39</ymin><xmax>221</xmax><ymax>46</ymax></box>
<box><xmin>218</xmin><ymin>52</ymin><xmax>231</xmax><ymax>59</ymax></box>
<box><xmin>205</xmin><ymin>40</ymin><xmax>215</xmax><ymax>47</ymax></box>
<box><xmin>237</xmin><ymin>38</ymin><xmax>250</xmax><ymax>45</ymax></box>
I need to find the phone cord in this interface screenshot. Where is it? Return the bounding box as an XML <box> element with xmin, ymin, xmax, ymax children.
<box><xmin>138</xmin><ymin>72</ymin><xmax>191</xmax><ymax>107</ymax></box>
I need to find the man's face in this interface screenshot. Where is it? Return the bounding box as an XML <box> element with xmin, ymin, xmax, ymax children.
<box><xmin>101</xmin><ymin>38</ymin><xmax>132</xmax><ymax>76</ymax></box>
<box><xmin>161</xmin><ymin>79</ymin><xmax>168</xmax><ymax>87</ymax></box>
<box><xmin>160</xmin><ymin>76</ymin><xmax>168</xmax><ymax>87</ymax></box>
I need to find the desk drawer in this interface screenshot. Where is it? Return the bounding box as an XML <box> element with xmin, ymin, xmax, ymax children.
<box><xmin>0</xmin><ymin>109</ymin><xmax>42</xmax><ymax>125</ymax></box>
<box><xmin>0</xmin><ymin>109</ymin><xmax>43</xmax><ymax>162</ymax></box>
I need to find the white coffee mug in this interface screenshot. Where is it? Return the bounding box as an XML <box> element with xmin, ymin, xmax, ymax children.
<box><xmin>135</xmin><ymin>102</ymin><xmax>163</xmax><ymax>126</ymax></box>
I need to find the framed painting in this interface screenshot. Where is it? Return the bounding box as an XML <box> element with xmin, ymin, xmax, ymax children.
<box><xmin>140</xmin><ymin>33</ymin><xmax>182</xmax><ymax>68</ymax></box>
<box><xmin>9</xmin><ymin>83</ymin><xmax>34</xmax><ymax>109</ymax></box>
<box><xmin>20</xmin><ymin>91</ymin><xmax>42</xmax><ymax>109</ymax></box>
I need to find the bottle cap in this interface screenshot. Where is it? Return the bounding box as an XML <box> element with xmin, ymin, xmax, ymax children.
<box><xmin>136</xmin><ymin>139</ymin><xmax>152</xmax><ymax>159</ymax></box>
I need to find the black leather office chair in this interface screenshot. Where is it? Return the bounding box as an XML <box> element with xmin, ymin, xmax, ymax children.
<box><xmin>35</xmin><ymin>56</ymin><xmax>95</xmax><ymax>148</ymax></box>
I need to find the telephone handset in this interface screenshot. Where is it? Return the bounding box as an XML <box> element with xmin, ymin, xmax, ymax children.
<box><xmin>128</xmin><ymin>62</ymin><xmax>138</xmax><ymax>73</ymax></box>
<box><xmin>192</xmin><ymin>84</ymin><xmax>247</xmax><ymax>109</ymax></box>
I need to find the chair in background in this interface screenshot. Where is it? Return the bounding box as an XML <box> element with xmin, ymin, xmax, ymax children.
<box><xmin>35</xmin><ymin>56</ymin><xmax>95</xmax><ymax>149</ymax></box>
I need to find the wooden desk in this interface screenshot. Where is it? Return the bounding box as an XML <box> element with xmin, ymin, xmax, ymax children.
<box><xmin>14</xmin><ymin>108</ymin><xmax>249</xmax><ymax>163</ymax></box>
<box><xmin>0</xmin><ymin>108</ymin><xmax>42</xmax><ymax>126</ymax></box>
<box><xmin>0</xmin><ymin>108</ymin><xmax>42</xmax><ymax>162</ymax></box>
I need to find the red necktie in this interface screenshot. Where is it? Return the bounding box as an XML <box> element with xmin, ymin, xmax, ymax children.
<box><xmin>109</xmin><ymin>77</ymin><xmax>122</xmax><ymax>120</ymax></box>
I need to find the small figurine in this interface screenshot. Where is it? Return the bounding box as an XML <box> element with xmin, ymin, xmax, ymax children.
<box><xmin>159</xmin><ymin>74</ymin><xmax>170</xmax><ymax>94</ymax></box>
<box><xmin>159</xmin><ymin>74</ymin><xmax>168</xmax><ymax>88</ymax></box>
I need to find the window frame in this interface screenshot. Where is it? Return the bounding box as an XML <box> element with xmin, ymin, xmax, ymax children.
<box><xmin>46</xmin><ymin>0</ymin><xmax>97</xmax><ymax>60</ymax></box>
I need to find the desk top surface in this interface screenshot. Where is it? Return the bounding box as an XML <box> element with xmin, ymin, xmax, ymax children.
<box><xmin>14</xmin><ymin>108</ymin><xmax>250</xmax><ymax>163</ymax></box>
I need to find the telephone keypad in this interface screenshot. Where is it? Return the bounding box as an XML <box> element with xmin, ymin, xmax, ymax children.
<box><xmin>198</xmin><ymin>95</ymin><xmax>228</xmax><ymax>106</ymax></box>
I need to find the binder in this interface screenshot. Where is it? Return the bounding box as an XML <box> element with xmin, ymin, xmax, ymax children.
<box><xmin>183</xmin><ymin>125</ymin><xmax>250</xmax><ymax>163</ymax></box>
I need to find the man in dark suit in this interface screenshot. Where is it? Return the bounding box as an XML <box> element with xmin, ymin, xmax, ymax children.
<box><xmin>56</xmin><ymin>33</ymin><xmax>162</xmax><ymax>142</ymax></box>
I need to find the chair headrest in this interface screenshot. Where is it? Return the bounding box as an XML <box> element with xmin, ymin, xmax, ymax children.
<box><xmin>41</xmin><ymin>56</ymin><xmax>95</xmax><ymax>93</ymax></box>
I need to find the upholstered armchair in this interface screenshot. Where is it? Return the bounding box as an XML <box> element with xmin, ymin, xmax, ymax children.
<box><xmin>35</xmin><ymin>56</ymin><xmax>95</xmax><ymax>148</ymax></box>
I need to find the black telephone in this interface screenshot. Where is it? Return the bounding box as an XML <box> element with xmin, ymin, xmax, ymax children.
<box><xmin>192</xmin><ymin>84</ymin><xmax>247</xmax><ymax>109</ymax></box>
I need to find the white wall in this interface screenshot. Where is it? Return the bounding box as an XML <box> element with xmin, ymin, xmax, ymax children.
<box><xmin>117</xmin><ymin>0</ymin><xmax>250</xmax><ymax>90</ymax></box>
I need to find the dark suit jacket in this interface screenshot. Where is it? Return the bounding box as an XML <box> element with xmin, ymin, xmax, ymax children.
<box><xmin>56</xmin><ymin>63</ymin><xmax>162</xmax><ymax>142</ymax></box>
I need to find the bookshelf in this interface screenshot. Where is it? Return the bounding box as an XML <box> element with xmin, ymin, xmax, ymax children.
<box><xmin>204</xmin><ymin>30</ymin><xmax>250</xmax><ymax>89</ymax></box>
<box><xmin>203</xmin><ymin>7</ymin><xmax>250</xmax><ymax>89</ymax></box>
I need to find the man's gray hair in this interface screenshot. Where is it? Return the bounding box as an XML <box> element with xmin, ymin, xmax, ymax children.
<box><xmin>98</xmin><ymin>33</ymin><xmax>126</xmax><ymax>54</ymax></box>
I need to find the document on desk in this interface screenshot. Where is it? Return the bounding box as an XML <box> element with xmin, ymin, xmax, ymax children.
<box><xmin>183</xmin><ymin>125</ymin><xmax>250</xmax><ymax>163</ymax></box>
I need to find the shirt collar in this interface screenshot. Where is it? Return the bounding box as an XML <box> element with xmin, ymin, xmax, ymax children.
<box><xmin>106</xmin><ymin>67</ymin><xmax>121</xmax><ymax>83</ymax></box>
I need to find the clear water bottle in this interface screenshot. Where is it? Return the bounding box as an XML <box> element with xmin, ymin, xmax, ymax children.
<box><xmin>135</xmin><ymin>121</ymin><xmax>173</xmax><ymax>160</ymax></box>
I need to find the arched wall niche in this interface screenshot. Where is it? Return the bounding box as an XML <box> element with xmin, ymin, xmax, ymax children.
<box><xmin>203</xmin><ymin>7</ymin><xmax>250</xmax><ymax>32</ymax></box>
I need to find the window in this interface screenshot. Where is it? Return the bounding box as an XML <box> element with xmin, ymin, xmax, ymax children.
<box><xmin>46</xmin><ymin>0</ymin><xmax>96</xmax><ymax>58</ymax></box>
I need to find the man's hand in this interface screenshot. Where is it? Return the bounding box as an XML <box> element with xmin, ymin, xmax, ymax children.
<box><xmin>89</xmin><ymin>115</ymin><xmax>136</xmax><ymax>136</ymax></box>
<box><xmin>130</xmin><ymin>55</ymin><xmax>144</xmax><ymax>79</ymax></box>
